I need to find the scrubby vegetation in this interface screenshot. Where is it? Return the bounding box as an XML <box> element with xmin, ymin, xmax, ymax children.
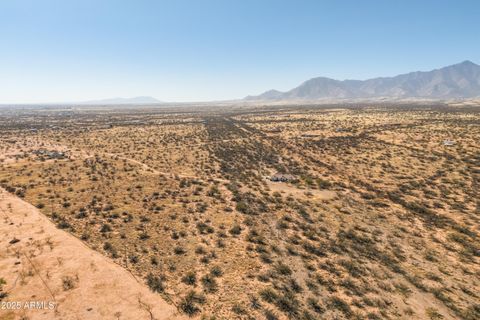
<box><xmin>0</xmin><ymin>103</ymin><xmax>479</xmax><ymax>319</ymax></box>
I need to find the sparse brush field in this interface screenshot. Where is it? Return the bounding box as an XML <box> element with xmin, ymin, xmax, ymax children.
<box><xmin>0</xmin><ymin>103</ymin><xmax>479</xmax><ymax>319</ymax></box>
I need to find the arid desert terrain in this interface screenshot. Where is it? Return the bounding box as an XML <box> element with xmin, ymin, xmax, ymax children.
<box><xmin>0</xmin><ymin>102</ymin><xmax>479</xmax><ymax>320</ymax></box>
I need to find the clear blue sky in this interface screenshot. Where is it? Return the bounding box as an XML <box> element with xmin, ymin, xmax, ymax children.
<box><xmin>1</xmin><ymin>0</ymin><xmax>479</xmax><ymax>103</ymax></box>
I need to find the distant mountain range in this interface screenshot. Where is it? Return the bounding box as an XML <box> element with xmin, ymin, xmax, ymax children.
<box><xmin>246</xmin><ymin>61</ymin><xmax>480</xmax><ymax>100</ymax></box>
<box><xmin>78</xmin><ymin>96</ymin><xmax>161</xmax><ymax>105</ymax></box>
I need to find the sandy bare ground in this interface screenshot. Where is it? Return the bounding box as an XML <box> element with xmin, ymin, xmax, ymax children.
<box><xmin>0</xmin><ymin>188</ymin><xmax>185</xmax><ymax>320</ymax></box>
<box><xmin>266</xmin><ymin>180</ymin><xmax>337</xmax><ymax>202</ymax></box>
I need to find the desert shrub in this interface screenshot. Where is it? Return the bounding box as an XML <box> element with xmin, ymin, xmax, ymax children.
<box><xmin>103</xmin><ymin>242</ymin><xmax>118</xmax><ymax>258</ymax></box>
<box><xmin>462</xmin><ymin>304</ymin><xmax>480</xmax><ymax>320</ymax></box>
<box><xmin>216</xmin><ymin>239</ymin><xmax>225</xmax><ymax>248</ymax></box>
<box><xmin>424</xmin><ymin>249</ymin><xmax>439</xmax><ymax>262</ymax></box>
<box><xmin>367</xmin><ymin>312</ymin><xmax>383</xmax><ymax>320</ymax></box>
<box><xmin>339</xmin><ymin>259</ymin><xmax>366</xmax><ymax>278</ymax></box>
<box><xmin>200</xmin><ymin>256</ymin><xmax>210</xmax><ymax>264</ymax></box>
<box><xmin>257</xmin><ymin>273</ymin><xmax>270</xmax><ymax>282</ymax></box>
<box><xmin>426</xmin><ymin>272</ymin><xmax>443</xmax><ymax>283</ymax></box>
<box><xmin>201</xmin><ymin>274</ymin><xmax>218</xmax><ymax>293</ymax></box>
<box><xmin>196</xmin><ymin>222</ymin><xmax>214</xmax><ymax>234</ymax></box>
<box><xmin>57</xmin><ymin>219</ymin><xmax>71</xmax><ymax>229</ymax></box>
<box><xmin>232</xmin><ymin>303</ymin><xmax>246</xmax><ymax>315</ymax></box>
<box><xmin>274</xmin><ymin>262</ymin><xmax>292</xmax><ymax>276</ymax></box>
<box><xmin>129</xmin><ymin>255</ymin><xmax>139</xmax><ymax>264</ymax></box>
<box><xmin>100</xmin><ymin>223</ymin><xmax>112</xmax><ymax>233</ymax></box>
<box><xmin>405</xmin><ymin>274</ymin><xmax>427</xmax><ymax>291</ymax></box>
<box><xmin>394</xmin><ymin>282</ymin><xmax>412</xmax><ymax>297</ymax></box>
<box><xmin>139</xmin><ymin>231</ymin><xmax>150</xmax><ymax>240</ymax></box>
<box><xmin>140</xmin><ymin>215</ymin><xmax>150</xmax><ymax>223</ymax></box>
<box><xmin>317</xmin><ymin>178</ymin><xmax>332</xmax><ymax>189</ymax></box>
<box><xmin>286</xmin><ymin>246</ymin><xmax>298</xmax><ymax>256</ymax></box>
<box><xmin>302</xmin><ymin>242</ymin><xmax>325</xmax><ymax>257</ymax></box>
<box><xmin>328</xmin><ymin>296</ymin><xmax>352</xmax><ymax>316</ymax></box>
<box><xmin>179</xmin><ymin>290</ymin><xmax>205</xmax><ymax>316</ymax></box>
<box><xmin>260</xmin><ymin>253</ymin><xmax>273</xmax><ymax>264</ymax></box>
<box><xmin>75</xmin><ymin>209</ymin><xmax>87</xmax><ymax>219</ymax></box>
<box><xmin>250</xmin><ymin>295</ymin><xmax>261</xmax><ymax>309</ymax></box>
<box><xmin>264</xmin><ymin>309</ymin><xmax>279</xmax><ymax>320</ymax></box>
<box><xmin>235</xmin><ymin>201</ymin><xmax>248</xmax><ymax>213</ymax></box>
<box><xmin>146</xmin><ymin>273</ymin><xmax>164</xmax><ymax>293</ymax></box>
<box><xmin>298</xmin><ymin>208</ymin><xmax>312</xmax><ymax>221</ymax></box>
<box><xmin>182</xmin><ymin>272</ymin><xmax>197</xmax><ymax>286</ymax></box>
<box><xmin>307</xmin><ymin>297</ymin><xmax>324</xmax><ymax>314</ymax></box>
<box><xmin>277</xmin><ymin>220</ymin><xmax>289</xmax><ymax>230</ymax></box>
<box><xmin>229</xmin><ymin>224</ymin><xmax>242</xmax><ymax>235</ymax></box>
<box><xmin>195</xmin><ymin>246</ymin><xmax>206</xmax><ymax>255</ymax></box>
<box><xmin>207</xmin><ymin>185</ymin><xmax>220</xmax><ymax>197</ymax></box>
<box><xmin>425</xmin><ymin>307</ymin><xmax>444</xmax><ymax>320</ymax></box>
<box><xmin>62</xmin><ymin>276</ymin><xmax>76</xmax><ymax>291</ymax></box>
<box><xmin>340</xmin><ymin>278</ymin><xmax>366</xmax><ymax>296</ymax></box>
<box><xmin>274</xmin><ymin>291</ymin><xmax>300</xmax><ymax>317</ymax></box>
<box><xmin>305</xmin><ymin>279</ymin><xmax>319</xmax><ymax>292</ymax></box>
<box><xmin>174</xmin><ymin>246</ymin><xmax>186</xmax><ymax>255</ymax></box>
<box><xmin>403</xmin><ymin>201</ymin><xmax>451</xmax><ymax>228</ymax></box>
<box><xmin>260</xmin><ymin>288</ymin><xmax>278</xmax><ymax>303</ymax></box>
<box><xmin>288</xmin><ymin>279</ymin><xmax>303</xmax><ymax>293</ymax></box>
<box><xmin>0</xmin><ymin>278</ymin><xmax>7</xmax><ymax>301</ymax></box>
<box><xmin>210</xmin><ymin>266</ymin><xmax>223</xmax><ymax>277</ymax></box>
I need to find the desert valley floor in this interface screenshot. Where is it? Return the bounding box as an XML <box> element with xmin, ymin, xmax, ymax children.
<box><xmin>0</xmin><ymin>103</ymin><xmax>479</xmax><ymax>320</ymax></box>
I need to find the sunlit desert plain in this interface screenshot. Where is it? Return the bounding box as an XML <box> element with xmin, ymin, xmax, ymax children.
<box><xmin>1</xmin><ymin>103</ymin><xmax>479</xmax><ymax>320</ymax></box>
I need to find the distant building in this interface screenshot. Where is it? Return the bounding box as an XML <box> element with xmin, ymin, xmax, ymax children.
<box><xmin>443</xmin><ymin>140</ymin><xmax>456</xmax><ymax>146</ymax></box>
<box><xmin>270</xmin><ymin>173</ymin><xmax>296</xmax><ymax>182</ymax></box>
<box><xmin>33</xmin><ymin>149</ymin><xmax>66</xmax><ymax>159</ymax></box>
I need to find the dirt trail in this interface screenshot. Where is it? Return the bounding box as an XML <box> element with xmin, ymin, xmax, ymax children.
<box><xmin>0</xmin><ymin>188</ymin><xmax>185</xmax><ymax>320</ymax></box>
<box><xmin>100</xmin><ymin>152</ymin><xmax>230</xmax><ymax>183</ymax></box>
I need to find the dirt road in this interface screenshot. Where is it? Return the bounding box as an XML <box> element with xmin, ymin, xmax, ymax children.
<box><xmin>0</xmin><ymin>188</ymin><xmax>185</xmax><ymax>320</ymax></box>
